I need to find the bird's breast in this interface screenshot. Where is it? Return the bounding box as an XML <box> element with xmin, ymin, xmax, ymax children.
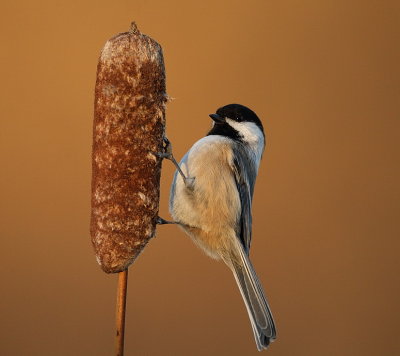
<box><xmin>169</xmin><ymin>136</ymin><xmax>241</xmax><ymax>256</ymax></box>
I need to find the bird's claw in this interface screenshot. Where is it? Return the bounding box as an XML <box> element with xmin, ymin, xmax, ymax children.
<box><xmin>156</xmin><ymin>135</ymin><xmax>173</xmax><ymax>159</ymax></box>
<box><xmin>162</xmin><ymin>136</ymin><xmax>173</xmax><ymax>157</ymax></box>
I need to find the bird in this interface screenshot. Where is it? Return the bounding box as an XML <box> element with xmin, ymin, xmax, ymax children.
<box><xmin>166</xmin><ymin>103</ymin><xmax>276</xmax><ymax>350</ymax></box>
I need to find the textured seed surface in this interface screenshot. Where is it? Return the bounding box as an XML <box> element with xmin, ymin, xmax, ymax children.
<box><xmin>91</xmin><ymin>24</ymin><xmax>166</xmax><ymax>273</ymax></box>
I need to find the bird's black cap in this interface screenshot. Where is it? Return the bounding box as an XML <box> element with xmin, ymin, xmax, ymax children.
<box><xmin>215</xmin><ymin>104</ymin><xmax>264</xmax><ymax>133</ymax></box>
<box><xmin>207</xmin><ymin>104</ymin><xmax>264</xmax><ymax>141</ymax></box>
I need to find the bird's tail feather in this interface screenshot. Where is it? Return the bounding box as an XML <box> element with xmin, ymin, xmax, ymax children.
<box><xmin>229</xmin><ymin>244</ymin><xmax>276</xmax><ymax>351</ymax></box>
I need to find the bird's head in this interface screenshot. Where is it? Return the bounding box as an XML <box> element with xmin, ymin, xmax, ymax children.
<box><xmin>208</xmin><ymin>104</ymin><xmax>265</xmax><ymax>147</ymax></box>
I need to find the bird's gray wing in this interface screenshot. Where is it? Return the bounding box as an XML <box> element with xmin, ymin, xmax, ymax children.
<box><xmin>232</xmin><ymin>145</ymin><xmax>257</xmax><ymax>254</ymax></box>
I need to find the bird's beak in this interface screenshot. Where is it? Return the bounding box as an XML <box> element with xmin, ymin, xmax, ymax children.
<box><xmin>209</xmin><ymin>113</ymin><xmax>225</xmax><ymax>123</ymax></box>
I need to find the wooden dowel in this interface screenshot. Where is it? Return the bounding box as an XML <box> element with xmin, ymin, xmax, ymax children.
<box><xmin>115</xmin><ymin>269</ymin><xmax>128</xmax><ymax>356</ymax></box>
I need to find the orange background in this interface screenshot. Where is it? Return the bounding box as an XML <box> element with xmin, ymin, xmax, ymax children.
<box><xmin>1</xmin><ymin>1</ymin><xmax>399</xmax><ymax>355</ymax></box>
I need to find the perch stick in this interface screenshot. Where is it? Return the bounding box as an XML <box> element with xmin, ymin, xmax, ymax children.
<box><xmin>116</xmin><ymin>270</ymin><xmax>128</xmax><ymax>356</ymax></box>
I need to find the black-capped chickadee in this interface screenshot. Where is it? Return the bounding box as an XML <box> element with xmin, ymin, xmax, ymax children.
<box><xmin>165</xmin><ymin>104</ymin><xmax>276</xmax><ymax>350</ymax></box>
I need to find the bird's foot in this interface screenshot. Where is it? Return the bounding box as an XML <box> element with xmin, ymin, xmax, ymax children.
<box><xmin>156</xmin><ymin>216</ymin><xmax>177</xmax><ymax>225</ymax></box>
<box><xmin>157</xmin><ymin>136</ymin><xmax>189</xmax><ymax>183</ymax></box>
